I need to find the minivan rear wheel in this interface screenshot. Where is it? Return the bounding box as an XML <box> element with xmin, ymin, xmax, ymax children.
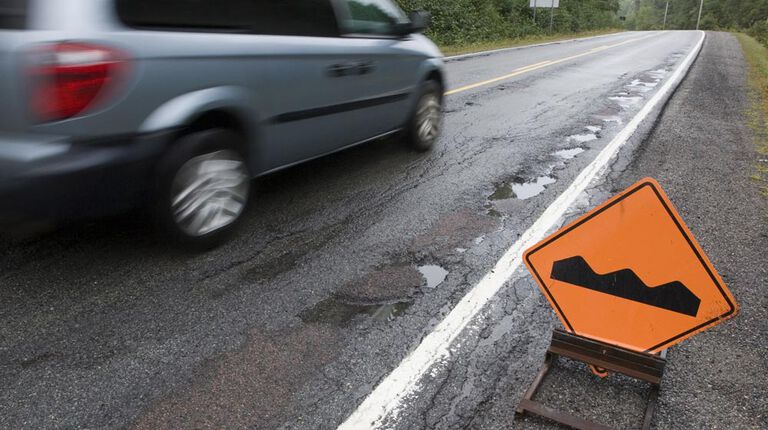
<box><xmin>406</xmin><ymin>80</ymin><xmax>443</xmax><ymax>152</ymax></box>
<box><xmin>154</xmin><ymin>129</ymin><xmax>250</xmax><ymax>249</ymax></box>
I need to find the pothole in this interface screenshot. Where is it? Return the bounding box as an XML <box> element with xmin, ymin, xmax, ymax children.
<box><xmin>489</xmin><ymin>182</ymin><xmax>515</xmax><ymax>200</ymax></box>
<box><xmin>609</xmin><ymin>95</ymin><xmax>643</xmax><ymax>109</ymax></box>
<box><xmin>592</xmin><ymin>105</ymin><xmax>622</xmax><ymax>124</ymax></box>
<box><xmin>300</xmin><ymin>298</ymin><xmax>412</xmax><ymax>325</ymax></box>
<box><xmin>333</xmin><ymin>264</ymin><xmax>422</xmax><ymax>304</ymax></box>
<box><xmin>648</xmin><ymin>68</ymin><xmax>668</xmax><ymax>79</ymax></box>
<box><xmin>487</xmin><ymin>207</ymin><xmax>504</xmax><ymax>218</ymax></box>
<box><xmin>627</xmin><ymin>78</ymin><xmax>658</xmax><ymax>92</ymax></box>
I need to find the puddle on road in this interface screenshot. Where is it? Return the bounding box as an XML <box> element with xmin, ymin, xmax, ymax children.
<box><xmin>609</xmin><ymin>95</ymin><xmax>643</xmax><ymax>109</ymax></box>
<box><xmin>597</xmin><ymin>115</ymin><xmax>622</xmax><ymax>123</ymax></box>
<box><xmin>552</xmin><ymin>147</ymin><xmax>585</xmax><ymax>160</ymax></box>
<box><xmin>512</xmin><ymin>176</ymin><xmax>557</xmax><ymax>199</ymax></box>
<box><xmin>301</xmin><ymin>298</ymin><xmax>412</xmax><ymax>325</ymax></box>
<box><xmin>605</xmin><ymin>68</ymin><xmax>669</xmax><ymax>115</ymax></box>
<box><xmin>418</xmin><ymin>265</ymin><xmax>449</xmax><ymax>289</ymax></box>
<box><xmin>567</xmin><ymin>133</ymin><xmax>598</xmax><ymax>144</ymax></box>
<box><xmin>490</xmin><ymin>176</ymin><xmax>557</xmax><ymax>201</ymax></box>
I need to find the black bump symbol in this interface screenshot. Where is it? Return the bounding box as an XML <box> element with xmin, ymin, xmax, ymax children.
<box><xmin>551</xmin><ymin>256</ymin><xmax>701</xmax><ymax>317</ymax></box>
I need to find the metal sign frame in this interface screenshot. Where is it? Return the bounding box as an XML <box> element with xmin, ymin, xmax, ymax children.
<box><xmin>516</xmin><ymin>329</ymin><xmax>667</xmax><ymax>430</ymax></box>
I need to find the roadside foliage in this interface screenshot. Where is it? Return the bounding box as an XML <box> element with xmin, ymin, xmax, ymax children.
<box><xmin>738</xmin><ymin>34</ymin><xmax>768</xmax><ymax>198</ymax></box>
<box><xmin>394</xmin><ymin>0</ymin><xmax>621</xmax><ymax>46</ymax></box>
<box><xmin>622</xmin><ymin>0</ymin><xmax>768</xmax><ymax>44</ymax></box>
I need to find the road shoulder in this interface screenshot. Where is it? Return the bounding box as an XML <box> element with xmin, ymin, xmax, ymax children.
<box><xmin>468</xmin><ymin>30</ymin><xmax>766</xmax><ymax>430</ymax></box>
<box><xmin>599</xmin><ymin>31</ymin><xmax>767</xmax><ymax>430</ymax></box>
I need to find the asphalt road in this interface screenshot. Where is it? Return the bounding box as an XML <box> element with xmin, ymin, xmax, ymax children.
<box><xmin>1</xmin><ymin>31</ymin><xmax>764</xmax><ymax>430</ymax></box>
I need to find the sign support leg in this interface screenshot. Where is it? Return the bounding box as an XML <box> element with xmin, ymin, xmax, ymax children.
<box><xmin>515</xmin><ymin>329</ymin><xmax>667</xmax><ymax>430</ymax></box>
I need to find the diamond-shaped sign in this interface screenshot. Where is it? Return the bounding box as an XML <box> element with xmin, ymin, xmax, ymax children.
<box><xmin>524</xmin><ymin>178</ymin><xmax>738</xmax><ymax>353</ymax></box>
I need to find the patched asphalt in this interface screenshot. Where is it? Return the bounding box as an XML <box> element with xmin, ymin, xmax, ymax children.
<box><xmin>2</xmin><ymin>31</ymin><xmax>763</xmax><ymax>430</ymax></box>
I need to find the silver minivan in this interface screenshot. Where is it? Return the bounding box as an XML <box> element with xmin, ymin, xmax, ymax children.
<box><xmin>0</xmin><ymin>0</ymin><xmax>445</xmax><ymax>247</ymax></box>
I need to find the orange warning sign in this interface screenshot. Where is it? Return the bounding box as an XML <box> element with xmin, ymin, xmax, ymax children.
<box><xmin>524</xmin><ymin>178</ymin><xmax>738</xmax><ymax>353</ymax></box>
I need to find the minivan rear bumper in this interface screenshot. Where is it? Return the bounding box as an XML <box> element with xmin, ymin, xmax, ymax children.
<box><xmin>0</xmin><ymin>131</ymin><xmax>173</xmax><ymax>223</ymax></box>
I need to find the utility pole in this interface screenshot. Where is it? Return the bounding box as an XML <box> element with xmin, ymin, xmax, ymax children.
<box><xmin>663</xmin><ymin>1</ymin><xmax>669</xmax><ymax>30</ymax></box>
<box><xmin>696</xmin><ymin>0</ymin><xmax>704</xmax><ymax>30</ymax></box>
<box><xmin>533</xmin><ymin>0</ymin><xmax>537</xmax><ymax>23</ymax></box>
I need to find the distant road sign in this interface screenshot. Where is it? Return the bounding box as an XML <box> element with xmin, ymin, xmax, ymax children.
<box><xmin>530</xmin><ymin>0</ymin><xmax>559</xmax><ymax>7</ymax></box>
<box><xmin>524</xmin><ymin>178</ymin><xmax>738</xmax><ymax>353</ymax></box>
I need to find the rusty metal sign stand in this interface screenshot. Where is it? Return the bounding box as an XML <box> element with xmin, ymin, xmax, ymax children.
<box><xmin>516</xmin><ymin>329</ymin><xmax>667</xmax><ymax>430</ymax></box>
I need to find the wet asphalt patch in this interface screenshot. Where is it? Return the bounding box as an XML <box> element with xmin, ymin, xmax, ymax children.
<box><xmin>300</xmin><ymin>298</ymin><xmax>413</xmax><ymax>325</ymax></box>
<box><xmin>133</xmin><ymin>325</ymin><xmax>343</xmax><ymax>430</ymax></box>
<box><xmin>297</xmin><ymin>208</ymin><xmax>497</xmax><ymax>326</ymax></box>
<box><xmin>333</xmin><ymin>264</ymin><xmax>424</xmax><ymax>305</ymax></box>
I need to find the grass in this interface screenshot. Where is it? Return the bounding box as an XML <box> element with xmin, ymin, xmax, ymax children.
<box><xmin>735</xmin><ymin>33</ymin><xmax>768</xmax><ymax>199</ymax></box>
<box><xmin>438</xmin><ymin>28</ymin><xmax>625</xmax><ymax>57</ymax></box>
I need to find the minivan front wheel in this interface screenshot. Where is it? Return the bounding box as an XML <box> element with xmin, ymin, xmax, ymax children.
<box><xmin>155</xmin><ymin>129</ymin><xmax>250</xmax><ymax>248</ymax></box>
<box><xmin>407</xmin><ymin>80</ymin><xmax>443</xmax><ymax>152</ymax></box>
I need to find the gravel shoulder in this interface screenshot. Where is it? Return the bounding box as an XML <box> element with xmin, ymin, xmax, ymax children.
<box><xmin>606</xmin><ymin>31</ymin><xmax>768</xmax><ymax>430</ymax></box>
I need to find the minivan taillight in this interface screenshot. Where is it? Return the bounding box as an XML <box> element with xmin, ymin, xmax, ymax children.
<box><xmin>28</xmin><ymin>42</ymin><xmax>127</xmax><ymax>122</ymax></box>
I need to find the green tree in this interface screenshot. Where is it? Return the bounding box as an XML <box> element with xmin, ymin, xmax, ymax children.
<box><xmin>395</xmin><ymin>0</ymin><xmax>622</xmax><ymax>46</ymax></box>
<box><xmin>619</xmin><ymin>0</ymin><xmax>768</xmax><ymax>38</ymax></box>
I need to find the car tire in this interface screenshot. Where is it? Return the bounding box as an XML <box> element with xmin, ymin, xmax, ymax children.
<box><xmin>153</xmin><ymin>128</ymin><xmax>251</xmax><ymax>249</ymax></box>
<box><xmin>406</xmin><ymin>79</ymin><xmax>443</xmax><ymax>152</ymax></box>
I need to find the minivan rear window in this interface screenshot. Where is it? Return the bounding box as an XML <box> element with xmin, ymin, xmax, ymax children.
<box><xmin>0</xmin><ymin>0</ymin><xmax>27</xmax><ymax>29</ymax></box>
<box><xmin>116</xmin><ymin>0</ymin><xmax>340</xmax><ymax>37</ymax></box>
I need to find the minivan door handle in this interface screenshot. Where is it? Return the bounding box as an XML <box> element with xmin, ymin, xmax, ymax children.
<box><xmin>327</xmin><ymin>61</ymin><xmax>375</xmax><ymax>77</ymax></box>
<box><xmin>327</xmin><ymin>63</ymin><xmax>354</xmax><ymax>77</ymax></box>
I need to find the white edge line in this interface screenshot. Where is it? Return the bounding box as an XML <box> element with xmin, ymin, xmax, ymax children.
<box><xmin>338</xmin><ymin>30</ymin><xmax>706</xmax><ymax>430</ymax></box>
<box><xmin>443</xmin><ymin>30</ymin><xmax>636</xmax><ymax>62</ymax></box>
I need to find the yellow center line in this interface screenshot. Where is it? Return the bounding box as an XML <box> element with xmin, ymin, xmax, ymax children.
<box><xmin>444</xmin><ymin>33</ymin><xmax>660</xmax><ymax>97</ymax></box>
<box><xmin>444</xmin><ymin>60</ymin><xmax>553</xmax><ymax>95</ymax></box>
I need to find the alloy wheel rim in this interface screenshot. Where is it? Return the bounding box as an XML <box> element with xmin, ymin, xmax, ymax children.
<box><xmin>171</xmin><ymin>150</ymin><xmax>249</xmax><ymax>237</ymax></box>
<box><xmin>417</xmin><ymin>93</ymin><xmax>441</xmax><ymax>143</ymax></box>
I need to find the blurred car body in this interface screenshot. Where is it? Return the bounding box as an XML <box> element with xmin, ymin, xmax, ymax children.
<box><xmin>0</xmin><ymin>0</ymin><xmax>445</xmax><ymax>246</ymax></box>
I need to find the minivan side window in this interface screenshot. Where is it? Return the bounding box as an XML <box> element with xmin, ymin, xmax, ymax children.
<box><xmin>0</xmin><ymin>0</ymin><xmax>27</xmax><ymax>29</ymax></box>
<box><xmin>338</xmin><ymin>0</ymin><xmax>408</xmax><ymax>36</ymax></box>
<box><xmin>115</xmin><ymin>0</ymin><xmax>340</xmax><ymax>37</ymax></box>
